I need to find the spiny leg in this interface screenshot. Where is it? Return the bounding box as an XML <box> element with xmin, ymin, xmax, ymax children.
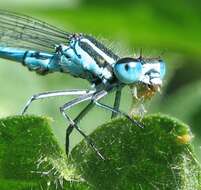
<box><xmin>21</xmin><ymin>89</ymin><xmax>95</xmax><ymax>115</ymax></box>
<box><xmin>111</xmin><ymin>87</ymin><xmax>122</xmax><ymax>119</ymax></box>
<box><xmin>66</xmin><ymin>102</ymin><xmax>94</xmax><ymax>155</ymax></box>
<box><xmin>94</xmin><ymin>101</ymin><xmax>144</xmax><ymax>128</ymax></box>
<box><xmin>70</xmin><ymin>122</ymin><xmax>105</xmax><ymax>160</ymax></box>
<box><xmin>60</xmin><ymin>91</ymin><xmax>108</xmax><ymax>160</ymax></box>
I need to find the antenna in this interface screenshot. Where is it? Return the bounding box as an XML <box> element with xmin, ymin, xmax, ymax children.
<box><xmin>139</xmin><ymin>48</ymin><xmax>143</xmax><ymax>60</ymax></box>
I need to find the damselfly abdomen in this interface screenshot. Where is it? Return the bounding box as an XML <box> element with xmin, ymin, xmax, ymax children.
<box><xmin>0</xmin><ymin>10</ymin><xmax>166</xmax><ymax>159</ymax></box>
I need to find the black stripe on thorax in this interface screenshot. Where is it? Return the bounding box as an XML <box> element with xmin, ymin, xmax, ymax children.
<box><xmin>82</xmin><ymin>34</ymin><xmax>119</xmax><ymax>61</ymax></box>
<box><xmin>79</xmin><ymin>40</ymin><xmax>108</xmax><ymax>67</ymax></box>
<box><xmin>78</xmin><ymin>39</ymin><xmax>114</xmax><ymax>75</ymax></box>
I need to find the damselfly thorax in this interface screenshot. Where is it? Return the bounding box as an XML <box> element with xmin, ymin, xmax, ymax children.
<box><xmin>58</xmin><ymin>33</ymin><xmax>119</xmax><ymax>84</ymax></box>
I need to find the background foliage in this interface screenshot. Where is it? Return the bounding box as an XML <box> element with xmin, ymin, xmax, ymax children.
<box><xmin>0</xmin><ymin>0</ymin><xmax>200</xmax><ymax>161</ymax></box>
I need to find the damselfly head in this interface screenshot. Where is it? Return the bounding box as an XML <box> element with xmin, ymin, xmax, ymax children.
<box><xmin>114</xmin><ymin>57</ymin><xmax>142</xmax><ymax>84</ymax></box>
<box><xmin>130</xmin><ymin>58</ymin><xmax>166</xmax><ymax>100</ymax></box>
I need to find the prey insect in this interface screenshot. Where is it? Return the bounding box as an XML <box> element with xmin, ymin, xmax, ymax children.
<box><xmin>0</xmin><ymin>10</ymin><xmax>166</xmax><ymax>159</ymax></box>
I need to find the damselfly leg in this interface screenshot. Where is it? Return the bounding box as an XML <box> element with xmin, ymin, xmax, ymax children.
<box><xmin>94</xmin><ymin>101</ymin><xmax>144</xmax><ymax>129</ymax></box>
<box><xmin>60</xmin><ymin>92</ymin><xmax>106</xmax><ymax>160</ymax></box>
<box><xmin>66</xmin><ymin>102</ymin><xmax>94</xmax><ymax>155</ymax></box>
<box><xmin>111</xmin><ymin>87</ymin><xmax>122</xmax><ymax>119</ymax></box>
<box><xmin>21</xmin><ymin>89</ymin><xmax>95</xmax><ymax>115</ymax></box>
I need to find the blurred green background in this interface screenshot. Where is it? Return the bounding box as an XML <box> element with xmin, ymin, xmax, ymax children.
<box><xmin>0</xmin><ymin>0</ymin><xmax>201</xmax><ymax>160</ymax></box>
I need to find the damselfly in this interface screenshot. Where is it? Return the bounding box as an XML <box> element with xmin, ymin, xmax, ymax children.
<box><xmin>0</xmin><ymin>10</ymin><xmax>165</xmax><ymax>159</ymax></box>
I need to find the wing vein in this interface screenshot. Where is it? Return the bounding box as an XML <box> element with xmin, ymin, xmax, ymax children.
<box><xmin>0</xmin><ymin>10</ymin><xmax>71</xmax><ymax>52</ymax></box>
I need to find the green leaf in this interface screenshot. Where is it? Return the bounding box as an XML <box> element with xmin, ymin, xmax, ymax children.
<box><xmin>0</xmin><ymin>115</ymin><xmax>89</xmax><ymax>190</ymax></box>
<box><xmin>71</xmin><ymin>114</ymin><xmax>201</xmax><ymax>190</ymax></box>
<box><xmin>0</xmin><ymin>115</ymin><xmax>200</xmax><ymax>190</ymax></box>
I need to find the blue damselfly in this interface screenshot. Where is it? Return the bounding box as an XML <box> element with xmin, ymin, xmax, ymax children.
<box><xmin>0</xmin><ymin>10</ymin><xmax>166</xmax><ymax>159</ymax></box>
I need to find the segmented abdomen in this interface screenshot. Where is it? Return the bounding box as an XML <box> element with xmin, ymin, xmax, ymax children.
<box><xmin>0</xmin><ymin>47</ymin><xmax>61</xmax><ymax>75</ymax></box>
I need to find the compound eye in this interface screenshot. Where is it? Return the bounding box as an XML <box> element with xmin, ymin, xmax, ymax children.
<box><xmin>114</xmin><ymin>58</ymin><xmax>142</xmax><ymax>84</ymax></box>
